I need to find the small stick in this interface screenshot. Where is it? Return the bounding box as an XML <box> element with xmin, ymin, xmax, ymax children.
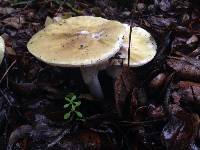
<box><xmin>190</xmin><ymin>86</ymin><xmax>197</xmax><ymax>102</ymax></box>
<box><xmin>120</xmin><ymin>118</ymin><xmax>167</xmax><ymax>126</ymax></box>
<box><xmin>128</xmin><ymin>0</ymin><xmax>138</xmax><ymax>67</ymax></box>
<box><xmin>0</xmin><ymin>60</ymin><xmax>16</xmax><ymax>84</ymax></box>
<box><xmin>127</xmin><ymin>19</ymin><xmax>133</xmax><ymax>67</ymax></box>
<box><xmin>47</xmin><ymin>128</ymin><xmax>70</xmax><ymax>148</ymax></box>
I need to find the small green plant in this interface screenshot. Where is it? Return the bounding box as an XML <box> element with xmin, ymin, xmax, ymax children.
<box><xmin>64</xmin><ymin>93</ymin><xmax>84</xmax><ymax>121</ymax></box>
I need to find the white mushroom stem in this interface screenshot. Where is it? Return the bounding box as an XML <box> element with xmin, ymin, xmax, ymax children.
<box><xmin>80</xmin><ymin>67</ymin><xmax>104</xmax><ymax>99</ymax></box>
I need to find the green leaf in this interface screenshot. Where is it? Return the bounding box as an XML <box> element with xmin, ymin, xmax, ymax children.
<box><xmin>64</xmin><ymin>112</ymin><xmax>71</xmax><ymax>120</ymax></box>
<box><xmin>65</xmin><ymin>97</ymin><xmax>71</xmax><ymax>102</ymax></box>
<box><xmin>71</xmin><ymin>95</ymin><xmax>76</xmax><ymax>101</ymax></box>
<box><xmin>71</xmin><ymin>105</ymin><xmax>76</xmax><ymax>111</ymax></box>
<box><xmin>64</xmin><ymin>103</ymin><xmax>70</xmax><ymax>108</ymax></box>
<box><xmin>75</xmin><ymin>111</ymin><xmax>83</xmax><ymax>118</ymax></box>
<box><xmin>74</xmin><ymin>101</ymin><xmax>81</xmax><ymax>106</ymax></box>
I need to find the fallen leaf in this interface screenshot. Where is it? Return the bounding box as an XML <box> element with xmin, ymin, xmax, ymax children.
<box><xmin>172</xmin><ymin>81</ymin><xmax>200</xmax><ymax>105</ymax></box>
<box><xmin>149</xmin><ymin>73</ymin><xmax>167</xmax><ymax>90</ymax></box>
<box><xmin>148</xmin><ymin>16</ymin><xmax>176</xmax><ymax>28</ymax></box>
<box><xmin>148</xmin><ymin>104</ymin><xmax>165</xmax><ymax>118</ymax></box>
<box><xmin>161</xmin><ymin>105</ymin><xmax>199</xmax><ymax>150</ymax></box>
<box><xmin>114</xmin><ymin>67</ymin><xmax>137</xmax><ymax>116</ymax></box>
<box><xmin>5</xmin><ymin>47</ymin><xmax>16</xmax><ymax>56</ymax></box>
<box><xmin>159</xmin><ymin>0</ymin><xmax>171</xmax><ymax>12</ymax></box>
<box><xmin>3</xmin><ymin>16</ymin><xmax>25</xmax><ymax>29</ymax></box>
<box><xmin>186</xmin><ymin>35</ymin><xmax>198</xmax><ymax>46</ymax></box>
<box><xmin>0</xmin><ymin>7</ymin><xmax>15</xmax><ymax>15</ymax></box>
<box><xmin>167</xmin><ymin>57</ymin><xmax>200</xmax><ymax>82</ymax></box>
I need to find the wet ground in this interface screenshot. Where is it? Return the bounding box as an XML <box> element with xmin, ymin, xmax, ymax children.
<box><xmin>0</xmin><ymin>0</ymin><xmax>200</xmax><ymax>149</ymax></box>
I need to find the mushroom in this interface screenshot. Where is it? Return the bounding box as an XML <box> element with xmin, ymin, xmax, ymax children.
<box><xmin>0</xmin><ymin>36</ymin><xmax>5</xmax><ymax>65</ymax></box>
<box><xmin>122</xmin><ymin>25</ymin><xmax>157</xmax><ymax>66</ymax></box>
<box><xmin>27</xmin><ymin>16</ymin><xmax>126</xmax><ymax>99</ymax></box>
<box><xmin>106</xmin><ymin>24</ymin><xmax>157</xmax><ymax>77</ymax></box>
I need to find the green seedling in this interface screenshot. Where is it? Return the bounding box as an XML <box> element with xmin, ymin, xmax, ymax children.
<box><xmin>64</xmin><ymin>93</ymin><xmax>84</xmax><ymax>121</ymax></box>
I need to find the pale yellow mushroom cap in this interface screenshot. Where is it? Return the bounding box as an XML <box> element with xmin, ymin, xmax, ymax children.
<box><xmin>27</xmin><ymin>16</ymin><xmax>126</xmax><ymax>67</ymax></box>
<box><xmin>0</xmin><ymin>36</ymin><xmax>5</xmax><ymax>64</ymax></box>
<box><xmin>120</xmin><ymin>24</ymin><xmax>157</xmax><ymax>66</ymax></box>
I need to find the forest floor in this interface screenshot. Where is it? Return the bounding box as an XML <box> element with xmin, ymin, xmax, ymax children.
<box><xmin>0</xmin><ymin>0</ymin><xmax>200</xmax><ymax>149</ymax></box>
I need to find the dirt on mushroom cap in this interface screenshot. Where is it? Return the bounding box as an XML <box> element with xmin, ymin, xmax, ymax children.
<box><xmin>27</xmin><ymin>16</ymin><xmax>126</xmax><ymax>67</ymax></box>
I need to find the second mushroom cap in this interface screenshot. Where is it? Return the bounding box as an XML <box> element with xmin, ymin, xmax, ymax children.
<box><xmin>118</xmin><ymin>25</ymin><xmax>157</xmax><ymax>66</ymax></box>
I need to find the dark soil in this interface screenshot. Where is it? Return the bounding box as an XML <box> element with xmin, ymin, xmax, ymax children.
<box><xmin>0</xmin><ymin>0</ymin><xmax>200</xmax><ymax>149</ymax></box>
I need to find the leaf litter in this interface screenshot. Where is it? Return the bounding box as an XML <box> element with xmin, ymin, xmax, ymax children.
<box><xmin>0</xmin><ymin>0</ymin><xmax>200</xmax><ymax>149</ymax></box>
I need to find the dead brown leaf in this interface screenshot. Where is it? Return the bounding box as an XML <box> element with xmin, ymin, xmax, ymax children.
<box><xmin>172</xmin><ymin>81</ymin><xmax>200</xmax><ymax>105</ymax></box>
<box><xmin>3</xmin><ymin>16</ymin><xmax>25</xmax><ymax>29</ymax></box>
<box><xmin>167</xmin><ymin>57</ymin><xmax>200</xmax><ymax>82</ymax></box>
<box><xmin>114</xmin><ymin>67</ymin><xmax>138</xmax><ymax>116</ymax></box>
<box><xmin>161</xmin><ymin>105</ymin><xmax>199</xmax><ymax>150</ymax></box>
<box><xmin>0</xmin><ymin>7</ymin><xmax>15</xmax><ymax>15</ymax></box>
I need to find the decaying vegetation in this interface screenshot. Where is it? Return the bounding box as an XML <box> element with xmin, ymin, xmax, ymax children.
<box><xmin>0</xmin><ymin>0</ymin><xmax>200</xmax><ymax>149</ymax></box>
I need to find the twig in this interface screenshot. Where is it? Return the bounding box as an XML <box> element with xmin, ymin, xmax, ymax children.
<box><xmin>47</xmin><ymin>128</ymin><xmax>70</xmax><ymax>148</ymax></box>
<box><xmin>120</xmin><ymin>118</ymin><xmax>167</xmax><ymax>126</ymax></box>
<box><xmin>190</xmin><ymin>86</ymin><xmax>197</xmax><ymax>102</ymax></box>
<box><xmin>0</xmin><ymin>60</ymin><xmax>16</xmax><ymax>84</ymax></box>
<box><xmin>127</xmin><ymin>16</ymin><xmax>133</xmax><ymax>67</ymax></box>
<box><xmin>0</xmin><ymin>90</ymin><xmax>13</xmax><ymax>106</ymax></box>
<box><xmin>64</xmin><ymin>2</ymin><xmax>84</xmax><ymax>15</ymax></box>
<box><xmin>54</xmin><ymin>0</ymin><xmax>66</xmax><ymax>16</ymax></box>
<box><xmin>0</xmin><ymin>89</ymin><xmax>31</xmax><ymax>124</ymax></box>
<box><xmin>127</xmin><ymin>0</ymin><xmax>138</xmax><ymax>67</ymax></box>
